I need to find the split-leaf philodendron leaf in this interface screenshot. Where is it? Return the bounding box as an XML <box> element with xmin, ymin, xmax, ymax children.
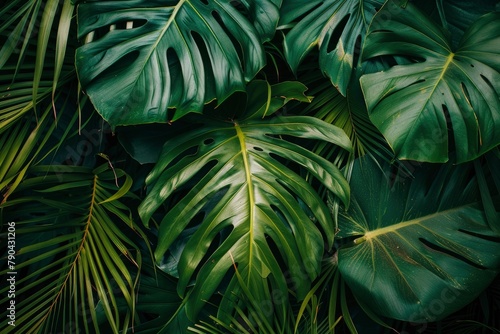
<box><xmin>139</xmin><ymin>82</ymin><xmax>352</xmax><ymax>319</ymax></box>
<box><xmin>338</xmin><ymin>157</ymin><xmax>500</xmax><ymax>322</ymax></box>
<box><xmin>361</xmin><ymin>1</ymin><xmax>500</xmax><ymax>163</ymax></box>
<box><xmin>281</xmin><ymin>0</ymin><xmax>385</xmax><ymax>96</ymax></box>
<box><xmin>75</xmin><ymin>0</ymin><xmax>280</xmax><ymax>126</ymax></box>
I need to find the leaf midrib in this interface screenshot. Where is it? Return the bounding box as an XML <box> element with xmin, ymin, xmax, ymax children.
<box><xmin>359</xmin><ymin>202</ymin><xmax>473</xmax><ymax>242</ymax></box>
<box><xmin>235</xmin><ymin>122</ymin><xmax>255</xmax><ymax>285</ymax></box>
<box><xmin>37</xmin><ymin>174</ymin><xmax>97</xmax><ymax>329</ymax></box>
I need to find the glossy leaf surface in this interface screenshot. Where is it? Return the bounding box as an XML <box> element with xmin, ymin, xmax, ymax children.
<box><xmin>0</xmin><ymin>165</ymin><xmax>145</xmax><ymax>333</ymax></box>
<box><xmin>338</xmin><ymin>157</ymin><xmax>500</xmax><ymax>322</ymax></box>
<box><xmin>361</xmin><ymin>1</ymin><xmax>500</xmax><ymax>163</ymax></box>
<box><xmin>281</xmin><ymin>0</ymin><xmax>385</xmax><ymax>95</ymax></box>
<box><xmin>75</xmin><ymin>0</ymin><xmax>280</xmax><ymax>126</ymax></box>
<box><xmin>139</xmin><ymin>90</ymin><xmax>352</xmax><ymax>318</ymax></box>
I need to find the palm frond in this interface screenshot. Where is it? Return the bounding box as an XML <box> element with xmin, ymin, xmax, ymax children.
<box><xmin>0</xmin><ymin>164</ymin><xmax>146</xmax><ymax>333</ymax></box>
<box><xmin>0</xmin><ymin>0</ymin><xmax>78</xmax><ymax>132</ymax></box>
<box><xmin>0</xmin><ymin>93</ymin><xmax>80</xmax><ymax>202</ymax></box>
<box><xmin>291</xmin><ymin>64</ymin><xmax>393</xmax><ymax>168</ymax></box>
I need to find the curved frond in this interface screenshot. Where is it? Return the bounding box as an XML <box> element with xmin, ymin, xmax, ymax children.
<box><xmin>0</xmin><ymin>0</ymin><xmax>77</xmax><ymax>130</ymax></box>
<box><xmin>0</xmin><ymin>164</ymin><xmax>146</xmax><ymax>333</ymax></box>
<box><xmin>0</xmin><ymin>94</ymin><xmax>80</xmax><ymax>203</ymax></box>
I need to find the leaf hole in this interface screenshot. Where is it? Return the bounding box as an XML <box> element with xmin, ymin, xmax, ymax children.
<box><xmin>269</xmin><ymin>152</ymin><xmax>300</xmax><ymax>174</ymax></box>
<box><xmin>371</xmin><ymin>29</ymin><xmax>392</xmax><ymax>34</ymax></box>
<box><xmin>84</xmin><ymin>20</ymin><xmax>147</xmax><ymax>43</ymax></box>
<box><xmin>269</xmin><ymin>204</ymin><xmax>292</xmax><ymax>233</ymax></box>
<box><xmin>230</xmin><ymin>0</ymin><xmax>248</xmax><ymax>15</ymax></box>
<box><xmin>188</xmin><ymin>230</ymin><xmax>225</xmax><ymax>280</ymax></box>
<box><xmin>211</xmin><ymin>11</ymin><xmax>244</xmax><ymax>69</ymax></box>
<box><xmin>262</xmin><ymin>230</ymin><xmax>287</xmax><ymax>270</ymax></box>
<box><xmin>190</xmin><ymin>31</ymin><xmax>217</xmax><ymax>91</ymax></box>
<box><xmin>458</xmin><ymin>229</ymin><xmax>500</xmax><ymax>243</ymax></box>
<box><xmin>253</xmin><ymin>146</ymin><xmax>264</xmax><ymax>152</ymax></box>
<box><xmin>408</xmin><ymin>56</ymin><xmax>426</xmax><ymax>63</ymax></box>
<box><xmin>352</xmin><ymin>35</ymin><xmax>362</xmax><ymax>67</ymax></box>
<box><xmin>326</xmin><ymin>14</ymin><xmax>350</xmax><ymax>53</ymax></box>
<box><xmin>200</xmin><ymin>0</ymin><xmax>209</xmax><ymax>4</ymax></box>
<box><xmin>113</xmin><ymin>19</ymin><xmax>147</xmax><ymax>30</ymax></box>
<box><xmin>480</xmin><ymin>74</ymin><xmax>495</xmax><ymax>92</ymax></box>
<box><xmin>407</xmin><ymin>78</ymin><xmax>426</xmax><ymax>87</ymax></box>
<box><xmin>419</xmin><ymin>238</ymin><xmax>487</xmax><ymax>269</ymax></box>
<box><xmin>204</xmin><ymin>138</ymin><xmax>215</xmax><ymax>145</ymax></box>
<box><xmin>460</xmin><ymin>82</ymin><xmax>473</xmax><ymax>109</ymax></box>
<box><xmin>186</xmin><ymin>211</ymin><xmax>207</xmax><ymax>229</ymax></box>
<box><xmin>88</xmin><ymin>25</ymin><xmax>114</xmax><ymax>42</ymax></box>
<box><xmin>441</xmin><ymin>104</ymin><xmax>454</xmax><ymax>155</ymax></box>
<box><xmin>166</xmin><ymin>48</ymin><xmax>183</xmax><ymax>97</ymax></box>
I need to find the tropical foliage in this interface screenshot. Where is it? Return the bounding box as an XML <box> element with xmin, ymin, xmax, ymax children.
<box><xmin>1</xmin><ymin>0</ymin><xmax>499</xmax><ymax>333</ymax></box>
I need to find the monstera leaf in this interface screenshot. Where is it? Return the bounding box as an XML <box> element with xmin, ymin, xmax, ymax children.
<box><xmin>337</xmin><ymin>157</ymin><xmax>500</xmax><ymax>322</ymax></box>
<box><xmin>281</xmin><ymin>0</ymin><xmax>385</xmax><ymax>95</ymax></box>
<box><xmin>360</xmin><ymin>1</ymin><xmax>500</xmax><ymax>163</ymax></box>
<box><xmin>75</xmin><ymin>0</ymin><xmax>280</xmax><ymax>126</ymax></box>
<box><xmin>138</xmin><ymin>81</ymin><xmax>352</xmax><ymax>319</ymax></box>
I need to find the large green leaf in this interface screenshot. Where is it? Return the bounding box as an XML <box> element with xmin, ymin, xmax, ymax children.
<box><xmin>360</xmin><ymin>1</ymin><xmax>500</xmax><ymax>163</ymax></box>
<box><xmin>75</xmin><ymin>0</ymin><xmax>281</xmax><ymax>126</ymax></box>
<box><xmin>0</xmin><ymin>164</ymin><xmax>146</xmax><ymax>333</ymax></box>
<box><xmin>281</xmin><ymin>0</ymin><xmax>385</xmax><ymax>96</ymax></box>
<box><xmin>337</xmin><ymin>157</ymin><xmax>500</xmax><ymax>322</ymax></box>
<box><xmin>138</xmin><ymin>82</ymin><xmax>352</xmax><ymax>319</ymax></box>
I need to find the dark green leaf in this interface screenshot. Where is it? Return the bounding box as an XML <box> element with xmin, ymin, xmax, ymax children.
<box><xmin>139</xmin><ymin>109</ymin><xmax>351</xmax><ymax>319</ymax></box>
<box><xmin>361</xmin><ymin>1</ymin><xmax>500</xmax><ymax>163</ymax></box>
<box><xmin>281</xmin><ymin>0</ymin><xmax>385</xmax><ymax>95</ymax></box>
<box><xmin>0</xmin><ymin>165</ymin><xmax>147</xmax><ymax>333</ymax></box>
<box><xmin>338</xmin><ymin>157</ymin><xmax>500</xmax><ymax>322</ymax></box>
<box><xmin>76</xmin><ymin>0</ymin><xmax>281</xmax><ymax>126</ymax></box>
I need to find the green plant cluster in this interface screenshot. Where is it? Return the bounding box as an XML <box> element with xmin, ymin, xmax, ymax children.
<box><xmin>1</xmin><ymin>0</ymin><xmax>500</xmax><ymax>333</ymax></box>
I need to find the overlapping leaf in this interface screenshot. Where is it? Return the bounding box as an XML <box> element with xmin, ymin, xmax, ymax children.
<box><xmin>0</xmin><ymin>94</ymin><xmax>80</xmax><ymax>203</ymax></box>
<box><xmin>361</xmin><ymin>1</ymin><xmax>500</xmax><ymax>163</ymax></box>
<box><xmin>292</xmin><ymin>63</ymin><xmax>393</xmax><ymax>169</ymax></box>
<box><xmin>0</xmin><ymin>0</ymin><xmax>76</xmax><ymax>130</ymax></box>
<box><xmin>0</xmin><ymin>164</ymin><xmax>145</xmax><ymax>333</ymax></box>
<box><xmin>337</xmin><ymin>157</ymin><xmax>500</xmax><ymax>322</ymax></box>
<box><xmin>437</xmin><ymin>0</ymin><xmax>498</xmax><ymax>48</ymax></box>
<box><xmin>139</xmin><ymin>83</ymin><xmax>352</xmax><ymax>319</ymax></box>
<box><xmin>75</xmin><ymin>0</ymin><xmax>281</xmax><ymax>126</ymax></box>
<box><xmin>105</xmin><ymin>262</ymin><xmax>190</xmax><ymax>334</ymax></box>
<box><xmin>281</xmin><ymin>0</ymin><xmax>385</xmax><ymax>95</ymax></box>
